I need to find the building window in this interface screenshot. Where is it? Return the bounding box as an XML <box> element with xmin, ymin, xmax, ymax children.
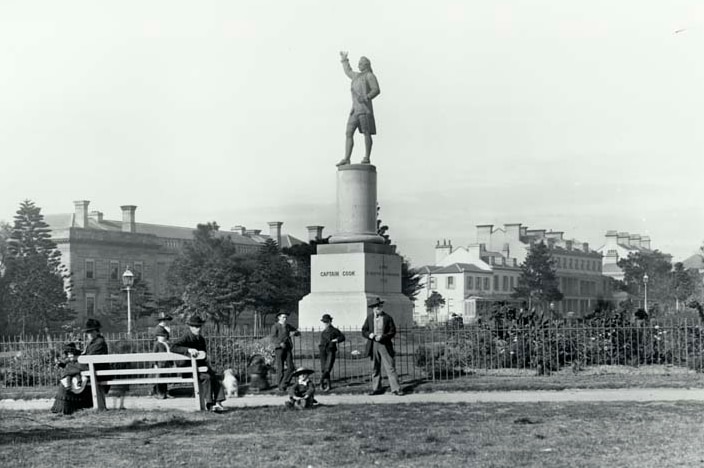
<box><xmin>493</xmin><ymin>275</ymin><xmax>499</xmax><ymax>291</ymax></box>
<box><xmin>466</xmin><ymin>276</ymin><xmax>474</xmax><ymax>290</ymax></box>
<box><xmin>109</xmin><ymin>261</ymin><xmax>119</xmax><ymax>281</ymax></box>
<box><xmin>568</xmin><ymin>258</ymin><xmax>573</xmax><ymax>269</ymax></box>
<box><xmin>510</xmin><ymin>276</ymin><xmax>515</xmax><ymax>289</ymax></box>
<box><xmin>86</xmin><ymin>293</ymin><xmax>96</xmax><ymax>317</ymax></box>
<box><xmin>446</xmin><ymin>276</ymin><xmax>455</xmax><ymax>289</ymax></box>
<box><xmin>484</xmin><ymin>277</ymin><xmax>490</xmax><ymax>291</ymax></box>
<box><xmin>476</xmin><ymin>278</ymin><xmax>482</xmax><ymax>291</ymax></box>
<box><xmin>429</xmin><ymin>277</ymin><xmax>437</xmax><ymax>290</ymax></box>
<box><xmin>502</xmin><ymin>276</ymin><xmax>508</xmax><ymax>291</ymax></box>
<box><xmin>134</xmin><ymin>262</ymin><xmax>143</xmax><ymax>281</ymax></box>
<box><xmin>85</xmin><ymin>259</ymin><xmax>95</xmax><ymax>279</ymax></box>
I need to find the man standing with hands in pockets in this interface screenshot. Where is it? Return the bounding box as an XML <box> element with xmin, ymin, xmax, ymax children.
<box><xmin>361</xmin><ymin>297</ymin><xmax>403</xmax><ymax>396</ymax></box>
<box><xmin>271</xmin><ymin>311</ymin><xmax>300</xmax><ymax>392</ymax></box>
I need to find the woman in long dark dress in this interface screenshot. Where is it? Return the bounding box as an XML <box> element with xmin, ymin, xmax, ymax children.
<box><xmin>51</xmin><ymin>343</ymin><xmax>87</xmax><ymax>415</ymax></box>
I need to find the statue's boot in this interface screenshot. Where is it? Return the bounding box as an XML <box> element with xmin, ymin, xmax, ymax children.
<box><xmin>360</xmin><ymin>157</ymin><xmax>371</xmax><ymax>164</ymax></box>
<box><xmin>336</xmin><ymin>158</ymin><xmax>350</xmax><ymax>166</ymax></box>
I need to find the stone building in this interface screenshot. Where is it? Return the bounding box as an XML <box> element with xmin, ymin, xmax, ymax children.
<box><xmin>595</xmin><ymin>230</ymin><xmax>652</xmax><ymax>281</ymax></box>
<box><xmin>413</xmin><ymin>223</ymin><xmax>611</xmax><ymax>325</ymax></box>
<box><xmin>45</xmin><ymin>200</ymin><xmax>306</xmax><ymax>324</ymax></box>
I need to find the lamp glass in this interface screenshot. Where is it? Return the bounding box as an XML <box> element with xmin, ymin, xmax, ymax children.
<box><xmin>122</xmin><ymin>268</ymin><xmax>134</xmax><ymax>287</ymax></box>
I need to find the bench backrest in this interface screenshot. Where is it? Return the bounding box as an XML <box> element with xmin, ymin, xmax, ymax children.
<box><xmin>78</xmin><ymin>352</ymin><xmax>205</xmax><ymax>365</ymax></box>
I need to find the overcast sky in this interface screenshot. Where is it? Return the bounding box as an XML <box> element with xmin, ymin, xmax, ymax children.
<box><xmin>1</xmin><ymin>1</ymin><xmax>703</xmax><ymax>266</ymax></box>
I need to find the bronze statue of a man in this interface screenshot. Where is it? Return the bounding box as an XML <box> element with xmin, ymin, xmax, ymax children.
<box><xmin>337</xmin><ymin>51</ymin><xmax>380</xmax><ymax>166</ymax></box>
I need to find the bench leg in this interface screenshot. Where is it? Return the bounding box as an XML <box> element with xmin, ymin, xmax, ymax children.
<box><xmin>191</xmin><ymin>359</ymin><xmax>205</xmax><ymax>411</ymax></box>
<box><xmin>95</xmin><ymin>384</ymin><xmax>107</xmax><ymax>411</ymax></box>
<box><xmin>87</xmin><ymin>363</ymin><xmax>107</xmax><ymax>411</ymax></box>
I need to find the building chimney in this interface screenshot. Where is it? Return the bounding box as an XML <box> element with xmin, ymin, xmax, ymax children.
<box><xmin>120</xmin><ymin>205</ymin><xmax>137</xmax><ymax>233</ymax></box>
<box><xmin>89</xmin><ymin>211</ymin><xmax>103</xmax><ymax>223</ymax></box>
<box><xmin>504</xmin><ymin>223</ymin><xmax>522</xmax><ymax>241</ymax></box>
<box><xmin>582</xmin><ymin>242</ymin><xmax>589</xmax><ymax>252</ymax></box>
<box><xmin>641</xmin><ymin>236</ymin><xmax>651</xmax><ymax>250</ymax></box>
<box><xmin>476</xmin><ymin>225</ymin><xmax>493</xmax><ymax>247</ymax></box>
<box><xmin>629</xmin><ymin>234</ymin><xmax>641</xmax><ymax>247</ymax></box>
<box><xmin>231</xmin><ymin>225</ymin><xmax>246</xmax><ymax>236</ymax></box>
<box><xmin>565</xmin><ymin>240</ymin><xmax>573</xmax><ymax>250</ymax></box>
<box><xmin>306</xmin><ymin>225</ymin><xmax>324</xmax><ymax>242</ymax></box>
<box><xmin>617</xmin><ymin>232</ymin><xmax>630</xmax><ymax>246</ymax></box>
<box><xmin>435</xmin><ymin>239</ymin><xmax>453</xmax><ymax>264</ymax></box>
<box><xmin>73</xmin><ymin>200</ymin><xmax>90</xmax><ymax>228</ymax></box>
<box><xmin>546</xmin><ymin>231</ymin><xmax>564</xmax><ymax>242</ymax></box>
<box><xmin>245</xmin><ymin>229</ymin><xmax>262</xmax><ymax>236</ymax></box>
<box><xmin>268</xmin><ymin>221</ymin><xmax>283</xmax><ymax>246</ymax></box>
<box><xmin>501</xmin><ymin>242</ymin><xmax>510</xmax><ymax>258</ymax></box>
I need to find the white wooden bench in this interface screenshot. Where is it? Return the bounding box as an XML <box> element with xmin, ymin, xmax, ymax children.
<box><xmin>78</xmin><ymin>352</ymin><xmax>208</xmax><ymax>411</ymax></box>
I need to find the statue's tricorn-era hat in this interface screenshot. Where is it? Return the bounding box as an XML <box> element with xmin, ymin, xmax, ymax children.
<box><xmin>321</xmin><ymin>314</ymin><xmax>333</xmax><ymax>323</ymax></box>
<box><xmin>367</xmin><ymin>297</ymin><xmax>385</xmax><ymax>308</ymax></box>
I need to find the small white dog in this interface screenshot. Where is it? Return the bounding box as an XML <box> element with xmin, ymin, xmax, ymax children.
<box><xmin>222</xmin><ymin>369</ymin><xmax>239</xmax><ymax>398</ymax></box>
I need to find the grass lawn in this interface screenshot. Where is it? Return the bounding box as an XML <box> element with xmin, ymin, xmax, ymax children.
<box><xmin>2</xmin><ymin>401</ymin><xmax>704</xmax><ymax>467</ymax></box>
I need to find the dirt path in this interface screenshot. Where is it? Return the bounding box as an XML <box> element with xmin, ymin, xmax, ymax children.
<box><xmin>3</xmin><ymin>388</ymin><xmax>704</xmax><ymax>412</ymax></box>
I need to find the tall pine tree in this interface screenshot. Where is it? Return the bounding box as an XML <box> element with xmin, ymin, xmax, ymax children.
<box><xmin>512</xmin><ymin>241</ymin><xmax>563</xmax><ymax>314</ymax></box>
<box><xmin>0</xmin><ymin>200</ymin><xmax>72</xmax><ymax>336</ymax></box>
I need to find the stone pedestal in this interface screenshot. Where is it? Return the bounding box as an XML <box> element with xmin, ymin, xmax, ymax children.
<box><xmin>329</xmin><ymin>164</ymin><xmax>385</xmax><ymax>244</ymax></box>
<box><xmin>298</xmin><ymin>243</ymin><xmax>414</xmax><ymax>328</ymax></box>
<box><xmin>298</xmin><ymin>163</ymin><xmax>413</xmax><ymax>329</ymax></box>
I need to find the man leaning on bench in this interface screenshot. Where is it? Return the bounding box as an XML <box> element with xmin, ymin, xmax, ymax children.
<box><xmin>72</xmin><ymin>314</ymin><xmax>226</xmax><ymax>413</ymax></box>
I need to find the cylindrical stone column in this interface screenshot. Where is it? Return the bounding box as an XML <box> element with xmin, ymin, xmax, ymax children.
<box><xmin>329</xmin><ymin>164</ymin><xmax>385</xmax><ymax>244</ymax></box>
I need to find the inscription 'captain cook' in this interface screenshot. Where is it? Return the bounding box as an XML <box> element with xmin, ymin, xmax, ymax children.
<box><xmin>320</xmin><ymin>270</ymin><xmax>356</xmax><ymax>277</ymax></box>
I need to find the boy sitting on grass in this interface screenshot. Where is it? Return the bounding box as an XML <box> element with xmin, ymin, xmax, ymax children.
<box><xmin>285</xmin><ymin>367</ymin><xmax>316</xmax><ymax>409</ymax></box>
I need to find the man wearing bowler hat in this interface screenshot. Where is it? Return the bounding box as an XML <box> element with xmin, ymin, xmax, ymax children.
<box><xmin>171</xmin><ymin>315</ymin><xmax>226</xmax><ymax>412</ymax></box>
<box><xmin>79</xmin><ymin>318</ymin><xmax>110</xmax><ymax>409</ymax></box>
<box><xmin>319</xmin><ymin>313</ymin><xmax>346</xmax><ymax>392</ymax></box>
<box><xmin>361</xmin><ymin>297</ymin><xmax>403</xmax><ymax>396</ymax></box>
<box><xmin>155</xmin><ymin>312</ymin><xmax>173</xmax><ymax>338</ymax></box>
<box><xmin>270</xmin><ymin>311</ymin><xmax>300</xmax><ymax>391</ymax></box>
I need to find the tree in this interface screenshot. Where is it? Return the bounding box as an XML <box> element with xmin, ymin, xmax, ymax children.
<box><xmin>671</xmin><ymin>262</ymin><xmax>696</xmax><ymax>312</ymax></box>
<box><xmin>282</xmin><ymin>236</ymin><xmax>330</xmax><ymax>302</ymax></box>
<box><xmin>0</xmin><ymin>200</ymin><xmax>72</xmax><ymax>336</ymax></box>
<box><xmin>512</xmin><ymin>241</ymin><xmax>563</xmax><ymax>313</ymax></box>
<box><xmin>167</xmin><ymin>223</ymin><xmax>256</xmax><ymax>330</ymax></box>
<box><xmin>617</xmin><ymin>250</ymin><xmax>673</xmax><ymax>312</ymax></box>
<box><xmin>376</xmin><ymin>205</ymin><xmax>421</xmax><ymax>301</ymax></box>
<box><xmin>102</xmin><ymin>277</ymin><xmax>157</xmax><ymax>332</ymax></box>
<box><xmin>424</xmin><ymin>291</ymin><xmax>445</xmax><ymax>323</ymax></box>
<box><xmin>248</xmin><ymin>239</ymin><xmax>301</xmax><ymax>330</ymax></box>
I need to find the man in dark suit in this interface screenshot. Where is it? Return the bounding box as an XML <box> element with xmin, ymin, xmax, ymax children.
<box><xmin>319</xmin><ymin>313</ymin><xmax>345</xmax><ymax>392</ymax></box>
<box><xmin>80</xmin><ymin>318</ymin><xmax>110</xmax><ymax>409</ymax></box>
<box><xmin>270</xmin><ymin>311</ymin><xmax>300</xmax><ymax>391</ymax></box>
<box><xmin>361</xmin><ymin>297</ymin><xmax>403</xmax><ymax>396</ymax></box>
<box><xmin>171</xmin><ymin>315</ymin><xmax>225</xmax><ymax>412</ymax></box>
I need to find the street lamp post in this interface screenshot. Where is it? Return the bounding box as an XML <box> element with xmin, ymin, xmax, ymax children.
<box><xmin>122</xmin><ymin>267</ymin><xmax>134</xmax><ymax>335</ymax></box>
<box><xmin>643</xmin><ymin>273</ymin><xmax>649</xmax><ymax>314</ymax></box>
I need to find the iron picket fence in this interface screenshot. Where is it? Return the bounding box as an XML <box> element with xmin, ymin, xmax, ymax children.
<box><xmin>2</xmin><ymin>319</ymin><xmax>704</xmax><ymax>389</ymax></box>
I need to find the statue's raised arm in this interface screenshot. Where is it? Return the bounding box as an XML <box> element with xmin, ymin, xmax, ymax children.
<box><xmin>337</xmin><ymin>52</ymin><xmax>380</xmax><ymax>167</ymax></box>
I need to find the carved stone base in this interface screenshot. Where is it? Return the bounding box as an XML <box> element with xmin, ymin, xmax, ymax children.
<box><xmin>297</xmin><ymin>242</ymin><xmax>413</xmax><ymax>329</ymax></box>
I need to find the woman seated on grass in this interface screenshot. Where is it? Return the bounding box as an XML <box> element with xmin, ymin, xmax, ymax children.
<box><xmin>51</xmin><ymin>342</ymin><xmax>88</xmax><ymax>415</ymax></box>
